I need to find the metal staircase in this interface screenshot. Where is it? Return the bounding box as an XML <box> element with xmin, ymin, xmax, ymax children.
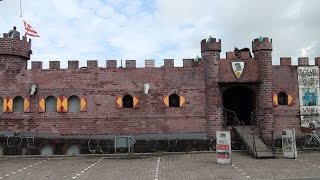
<box><xmin>223</xmin><ymin>108</ymin><xmax>275</xmax><ymax>158</ymax></box>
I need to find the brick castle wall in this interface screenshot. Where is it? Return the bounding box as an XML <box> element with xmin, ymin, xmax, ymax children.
<box><xmin>1</xmin><ymin>34</ymin><xmax>320</xmax><ymax>141</ymax></box>
<box><xmin>0</xmin><ymin>65</ymin><xmax>207</xmax><ymax>139</ymax></box>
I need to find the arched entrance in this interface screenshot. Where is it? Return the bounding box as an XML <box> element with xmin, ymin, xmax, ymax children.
<box><xmin>223</xmin><ymin>86</ymin><xmax>256</xmax><ymax>125</ymax></box>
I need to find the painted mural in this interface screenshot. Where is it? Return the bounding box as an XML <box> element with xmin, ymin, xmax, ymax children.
<box><xmin>298</xmin><ymin>66</ymin><xmax>320</xmax><ymax>127</ymax></box>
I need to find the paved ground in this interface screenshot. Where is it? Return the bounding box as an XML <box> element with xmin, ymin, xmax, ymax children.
<box><xmin>0</xmin><ymin>151</ymin><xmax>320</xmax><ymax>180</ymax></box>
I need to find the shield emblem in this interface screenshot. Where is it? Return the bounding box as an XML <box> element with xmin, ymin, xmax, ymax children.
<box><xmin>232</xmin><ymin>62</ymin><xmax>244</xmax><ymax>79</ymax></box>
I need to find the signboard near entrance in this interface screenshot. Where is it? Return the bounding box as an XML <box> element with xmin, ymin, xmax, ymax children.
<box><xmin>298</xmin><ymin>66</ymin><xmax>320</xmax><ymax>127</ymax></box>
<box><xmin>216</xmin><ymin>131</ymin><xmax>231</xmax><ymax>165</ymax></box>
<box><xmin>282</xmin><ymin>129</ymin><xmax>297</xmax><ymax>159</ymax></box>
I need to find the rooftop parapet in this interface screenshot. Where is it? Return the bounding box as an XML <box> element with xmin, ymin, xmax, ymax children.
<box><xmin>315</xmin><ymin>57</ymin><xmax>320</xmax><ymax>66</ymax></box>
<box><xmin>252</xmin><ymin>37</ymin><xmax>272</xmax><ymax>52</ymax></box>
<box><xmin>0</xmin><ymin>33</ymin><xmax>32</xmax><ymax>59</ymax></box>
<box><xmin>226</xmin><ymin>52</ymin><xmax>236</xmax><ymax>59</ymax></box>
<box><xmin>226</xmin><ymin>51</ymin><xmax>252</xmax><ymax>59</ymax></box>
<box><xmin>164</xmin><ymin>59</ymin><xmax>174</xmax><ymax>68</ymax></box>
<box><xmin>126</xmin><ymin>60</ymin><xmax>136</xmax><ymax>69</ymax></box>
<box><xmin>298</xmin><ymin>57</ymin><xmax>309</xmax><ymax>66</ymax></box>
<box><xmin>49</xmin><ymin>61</ymin><xmax>60</xmax><ymax>70</ymax></box>
<box><xmin>280</xmin><ymin>57</ymin><xmax>291</xmax><ymax>66</ymax></box>
<box><xmin>183</xmin><ymin>59</ymin><xmax>193</xmax><ymax>67</ymax></box>
<box><xmin>145</xmin><ymin>59</ymin><xmax>155</xmax><ymax>68</ymax></box>
<box><xmin>200</xmin><ymin>38</ymin><xmax>221</xmax><ymax>52</ymax></box>
<box><xmin>87</xmin><ymin>60</ymin><xmax>98</xmax><ymax>68</ymax></box>
<box><xmin>68</xmin><ymin>60</ymin><xmax>79</xmax><ymax>69</ymax></box>
<box><xmin>107</xmin><ymin>60</ymin><xmax>117</xmax><ymax>68</ymax></box>
<box><xmin>27</xmin><ymin>58</ymin><xmax>207</xmax><ymax>70</ymax></box>
<box><xmin>31</xmin><ymin>61</ymin><xmax>43</xmax><ymax>70</ymax></box>
<box><xmin>240</xmin><ymin>51</ymin><xmax>251</xmax><ymax>59</ymax></box>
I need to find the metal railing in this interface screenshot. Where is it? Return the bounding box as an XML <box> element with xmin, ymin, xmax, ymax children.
<box><xmin>251</xmin><ymin>132</ymin><xmax>257</xmax><ymax>158</ymax></box>
<box><xmin>250</xmin><ymin>108</ymin><xmax>275</xmax><ymax>155</ymax></box>
<box><xmin>222</xmin><ymin>108</ymin><xmax>242</xmax><ymax>128</ymax></box>
<box><xmin>223</xmin><ymin>108</ymin><xmax>275</xmax><ymax>158</ymax></box>
<box><xmin>223</xmin><ymin>108</ymin><xmax>258</xmax><ymax>156</ymax></box>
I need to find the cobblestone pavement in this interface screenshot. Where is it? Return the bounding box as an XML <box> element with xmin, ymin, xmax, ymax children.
<box><xmin>0</xmin><ymin>151</ymin><xmax>320</xmax><ymax>180</ymax></box>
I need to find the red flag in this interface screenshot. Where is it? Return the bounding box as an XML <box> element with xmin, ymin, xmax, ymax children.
<box><xmin>23</xmin><ymin>20</ymin><xmax>40</xmax><ymax>37</ymax></box>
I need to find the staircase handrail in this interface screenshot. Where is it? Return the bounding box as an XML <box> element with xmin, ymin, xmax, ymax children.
<box><xmin>222</xmin><ymin>108</ymin><xmax>243</xmax><ymax>128</ymax></box>
<box><xmin>250</xmin><ymin>108</ymin><xmax>275</xmax><ymax>154</ymax></box>
<box><xmin>251</xmin><ymin>132</ymin><xmax>257</xmax><ymax>158</ymax></box>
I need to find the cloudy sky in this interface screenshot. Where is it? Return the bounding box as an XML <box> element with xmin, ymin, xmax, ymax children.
<box><xmin>0</xmin><ymin>0</ymin><xmax>319</xmax><ymax>68</ymax></box>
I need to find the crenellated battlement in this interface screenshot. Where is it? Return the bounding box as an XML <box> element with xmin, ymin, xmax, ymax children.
<box><xmin>0</xmin><ymin>33</ymin><xmax>32</xmax><ymax>59</ymax></box>
<box><xmin>252</xmin><ymin>37</ymin><xmax>272</xmax><ymax>52</ymax></box>
<box><xmin>1</xmin><ymin>34</ymin><xmax>319</xmax><ymax>73</ymax></box>
<box><xmin>29</xmin><ymin>58</ymin><xmax>204</xmax><ymax>70</ymax></box>
<box><xmin>27</xmin><ymin>57</ymin><xmax>320</xmax><ymax>71</ymax></box>
<box><xmin>280</xmin><ymin>57</ymin><xmax>292</xmax><ymax>66</ymax></box>
<box><xmin>278</xmin><ymin>57</ymin><xmax>320</xmax><ymax>66</ymax></box>
<box><xmin>226</xmin><ymin>51</ymin><xmax>252</xmax><ymax>59</ymax></box>
<box><xmin>200</xmin><ymin>38</ymin><xmax>221</xmax><ymax>52</ymax></box>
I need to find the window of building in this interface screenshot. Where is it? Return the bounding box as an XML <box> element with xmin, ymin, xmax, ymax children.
<box><xmin>0</xmin><ymin>97</ymin><xmax>2</xmax><ymax>112</ymax></box>
<box><xmin>13</xmin><ymin>96</ymin><xmax>24</xmax><ymax>112</ymax></box>
<box><xmin>278</xmin><ymin>92</ymin><xmax>288</xmax><ymax>105</ymax></box>
<box><xmin>46</xmin><ymin>96</ymin><xmax>57</xmax><ymax>112</ymax></box>
<box><xmin>68</xmin><ymin>95</ymin><xmax>80</xmax><ymax>112</ymax></box>
<box><xmin>169</xmin><ymin>94</ymin><xmax>180</xmax><ymax>107</ymax></box>
<box><xmin>123</xmin><ymin>94</ymin><xmax>133</xmax><ymax>108</ymax></box>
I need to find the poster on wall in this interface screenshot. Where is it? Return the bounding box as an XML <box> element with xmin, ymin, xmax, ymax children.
<box><xmin>298</xmin><ymin>67</ymin><xmax>320</xmax><ymax>127</ymax></box>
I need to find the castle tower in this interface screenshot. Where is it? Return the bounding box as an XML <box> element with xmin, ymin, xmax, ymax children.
<box><xmin>201</xmin><ymin>37</ymin><xmax>222</xmax><ymax>138</ymax></box>
<box><xmin>0</xmin><ymin>33</ymin><xmax>32</xmax><ymax>71</ymax></box>
<box><xmin>252</xmin><ymin>37</ymin><xmax>274</xmax><ymax>137</ymax></box>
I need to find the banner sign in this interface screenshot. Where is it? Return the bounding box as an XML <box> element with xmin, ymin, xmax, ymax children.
<box><xmin>298</xmin><ymin>66</ymin><xmax>320</xmax><ymax>127</ymax></box>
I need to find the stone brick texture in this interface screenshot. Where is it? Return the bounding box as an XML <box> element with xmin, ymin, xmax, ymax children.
<box><xmin>0</xmin><ymin>34</ymin><xmax>319</xmax><ymax>142</ymax></box>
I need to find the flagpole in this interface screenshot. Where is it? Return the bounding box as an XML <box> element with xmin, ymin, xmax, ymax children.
<box><xmin>20</xmin><ymin>0</ymin><xmax>40</xmax><ymax>38</ymax></box>
<box><xmin>20</xmin><ymin>0</ymin><xmax>26</xmax><ymax>37</ymax></box>
<box><xmin>20</xmin><ymin>0</ymin><xmax>23</xmax><ymax>18</ymax></box>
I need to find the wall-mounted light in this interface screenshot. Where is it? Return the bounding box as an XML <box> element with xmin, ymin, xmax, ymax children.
<box><xmin>30</xmin><ymin>84</ymin><xmax>38</xmax><ymax>97</ymax></box>
<box><xmin>143</xmin><ymin>83</ymin><xmax>150</xmax><ymax>95</ymax></box>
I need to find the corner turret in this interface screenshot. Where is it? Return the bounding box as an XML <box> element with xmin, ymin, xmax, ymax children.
<box><xmin>201</xmin><ymin>38</ymin><xmax>221</xmax><ymax>53</ymax></box>
<box><xmin>0</xmin><ymin>32</ymin><xmax>32</xmax><ymax>70</ymax></box>
<box><xmin>252</xmin><ymin>37</ymin><xmax>272</xmax><ymax>52</ymax></box>
<box><xmin>252</xmin><ymin>36</ymin><xmax>274</xmax><ymax>138</ymax></box>
<box><xmin>201</xmin><ymin>36</ymin><xmax>222</xmax><ymax>138</ymax></box>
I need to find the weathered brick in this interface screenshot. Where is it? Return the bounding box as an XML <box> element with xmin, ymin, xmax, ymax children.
<box><xmin>0</xmin><ymin>35</ymin><xmax>315</xmax><ymax>145</ymax></box>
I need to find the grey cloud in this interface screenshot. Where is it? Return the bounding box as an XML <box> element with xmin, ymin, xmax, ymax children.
<box><xmin>0</xmin><ymin>0</ymin><xmax>319</xmax><ymax>68</ymax></box>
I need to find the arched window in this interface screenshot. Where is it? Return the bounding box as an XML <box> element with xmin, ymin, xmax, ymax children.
<box><xmin>278</xmin><ymin>92</ymin><xmax>288</xmax><ymax>105</ymax></box>
<box><xmin>169</xmin><ymin>94</ymin><xmax>180</xmax><ymax>107</ymax></box>
<box><xmin>46</xmin><ymin>96</ymin><xmax>57</xmax><ymax>112</ymax></box>
<box><xmin>123</xmin><ymin>94</ymin><xmax>133</xmax><ymax>108</ymax></box>
<box><xmin>13</xmin><ymin>96</ymin><xmax>24</xmax><ymax>112</ymax></box>
<box><xmin>68</xmin><ymin>95</ymin><xmax>80</xmax><ymax>112</ymax></box>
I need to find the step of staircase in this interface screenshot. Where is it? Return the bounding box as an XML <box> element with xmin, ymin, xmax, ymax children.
<box><xmin>233</xmin><ymin>126</ymin><xmax>275</xmax><ymax>158</ymax></box>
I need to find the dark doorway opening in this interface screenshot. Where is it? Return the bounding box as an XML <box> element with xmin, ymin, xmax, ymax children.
<box><xmin>223</xmin><ymin>86</ymin><xmax>255</xmax><ymax>125</ymax></box>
